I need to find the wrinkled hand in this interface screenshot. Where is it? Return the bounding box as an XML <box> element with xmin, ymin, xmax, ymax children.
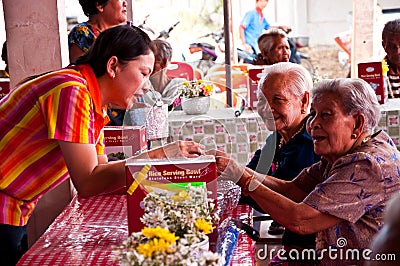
<box><xmin>206</xmin><ymin>149</ymin><xmax>245</xmax><ymax>184</ymax></box>
<box><xmin>175</xmin><ymin>140</ymin><xmax>205</xmax><ymax>158</ymax></box>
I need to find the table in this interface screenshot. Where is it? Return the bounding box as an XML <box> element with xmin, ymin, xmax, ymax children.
<box><xmin>376</xmin><ymin>98</ymin><xmax>400</xmax><ymax>149</ymax></box>
<box><xmin>166</xmin><ymin>108</ymin><xmax>271</xmax><ymax>165</ymax></box>
<box><xmin>17</xmin><ymin>195</ymin><xmax>256</xmax><ymax>266</ymax></box>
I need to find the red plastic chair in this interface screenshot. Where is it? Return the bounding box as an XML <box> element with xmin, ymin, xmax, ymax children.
<box><xmin>166</xmin><ymin>61</ymin><xmax>195</xmax><ymax>80</ymax></box>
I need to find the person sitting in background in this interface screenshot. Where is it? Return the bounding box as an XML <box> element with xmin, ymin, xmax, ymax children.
<box><xmin>253</xmin><ymin>28</ymin><xmax>291</xmax><ymax>65</ymax></box>
<box><xmin>0</xmin><ymin>25</ymin><xmax>203</xmax><ymax>266</ymax></box>
<box><xmin>241</xmin><ymin>63</ymin><xmax>319</xmax><ymax>263</ymax></box>
<box><xmin>68</xmin><ymin>0</ymin><xmax>127</xmax><ymax>63</ymax></box>
<box><xmin>367</xmin><ymin>193</ymin><xmax>400</xmax><ymax>266</ymax></box>
<box><xmin>210</xmin><ymin>78</ymin><xmax>400</xmax><ymax>265</ymax></box>
<box><xmin>382</xmin><ymin>18</ymin><xmax>400</xmax><ymax>98</ymax></box>
<box><xmin>0</xmin><ymin>41</ymin><xmax>9</xmax><ymax>78</ymax></box>
<box><xmin>144</xmin><ymin>39</ymin><xmax>185</xmax><ymax>110</ymax></box>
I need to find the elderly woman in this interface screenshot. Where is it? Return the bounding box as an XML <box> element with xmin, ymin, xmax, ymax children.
<box><xmin>243</xmin><ymin>62</ymin><xmax>320</xmax><ymax>262</ymax></box>
<box><xmin>211</xmin><ymin>78</ymin><xmax>400</xmax><ymax>265</ymax></box>
<box><xmin>0</xmin><ymin>25</ymin><xmax>202</xmax><ymax>265</ymax></box>
<box><xmin>253</xmin><ymin>28</ymin><xmax>291</xmax><ymax>65</ymax></box>
<box><xmin>144</xmin><ymin>39</ymin><xmax>186</xmax><ymax>109</ymax></box>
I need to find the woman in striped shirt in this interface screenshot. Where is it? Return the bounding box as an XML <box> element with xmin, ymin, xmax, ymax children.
<box><xmin>0</xmin><ymin>25</ymin><xmax>203</xmax><ymax>265</ymax></box>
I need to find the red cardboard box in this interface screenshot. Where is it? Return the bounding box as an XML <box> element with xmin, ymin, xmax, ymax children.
<box><xmin>126</xmin><ymin>156</ymin><xmax>218</xmax><ymax>234</ymax></box>
<box><xmin>248</xmin><ymin>67</ymin><xmax>264</xmax><ymax>110</ymax></box>
<box><xmin>358</xmin><ymin>62</ymin><xmax>388</xmax><ymax>104</ymax></box>
<box><xmin>103</xmin><ymin>126</ymin><xmax>147</xmax><ymax>159</ymax></box>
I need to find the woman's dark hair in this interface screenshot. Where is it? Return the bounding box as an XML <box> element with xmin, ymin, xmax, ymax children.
<box><xmin>382</xmin><ymin>19</ymin><xmax>400</xmax><ymax>44</ymax></box>
<box><xmin>75</xmin><ymin>25</ymin><xmax>155</xmax><ymax>77</ymax></box>
<box><xmin>79</xmin><ymin>0</ymin><xmax>109</xmax><ymax>17</ymax></box>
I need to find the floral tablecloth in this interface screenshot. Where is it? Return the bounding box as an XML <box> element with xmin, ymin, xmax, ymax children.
<box><xmin>375</xmin><ymin>98</ymin><xmax>400</xmax><ymax>148</ymax></box>
<box><xmin>166</xmin><ymin>109</ymin><xmax>271</xmax><ymax>165</ymax></box>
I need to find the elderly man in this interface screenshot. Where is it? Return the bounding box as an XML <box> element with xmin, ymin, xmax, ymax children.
<box><xmin>382</xmin><ymin>18</ymin><xmax>400</xmax><ymax>98</ymax></box>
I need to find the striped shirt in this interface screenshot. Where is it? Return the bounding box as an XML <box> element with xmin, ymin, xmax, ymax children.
<box><xmin>386</xmin><ymin>58</ymin><xmax>400</xmax><ymax>98</ymax></box>
<box><xmin>0</xmin><ymin>64</ymin><xmax>109</xmax><ymax>226</ymax></box>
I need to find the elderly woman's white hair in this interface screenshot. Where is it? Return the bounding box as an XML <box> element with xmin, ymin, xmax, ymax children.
<box><xmin>258</xmin><ymin>62</ymin><xmax>313</xmax><ymax>98</ymax></box>
<box><xmin>311</xmin><ymin>78</ymin><xmax>381</xmax><ymax>132</ymax></box>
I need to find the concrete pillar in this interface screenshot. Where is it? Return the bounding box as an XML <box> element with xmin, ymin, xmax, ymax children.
<box><xmin>127</xmin><ymin>0</ymin><xmax>133</xmax><ymax>21</ymax></box>
<box><xmin>3</xmin><ymin>0</ymin><xmax>69</xmax><ymax>87</ymax></box>
<box><xmin>351</xmin><ymin>0</ymin><xmax>380</xmax><ymax>77</ymax></box>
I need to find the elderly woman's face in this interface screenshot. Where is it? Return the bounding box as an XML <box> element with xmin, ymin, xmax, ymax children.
<box><xmin>102</xmin><ymin>0</ymin><xmax>127</xmax><ymax>25</ymax></box>
<box><xmin>307</xmin><ymin>92</ymin><xmax>357</xmax><ymax>163</ymax></box>
<box><xmin>257</xmin><ymin>73</ymin><xmax>304</xmax><ymax>132</ymax></box>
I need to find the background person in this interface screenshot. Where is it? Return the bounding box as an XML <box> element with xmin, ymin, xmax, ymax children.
<box><xmin>239</xmin><ymin>0</ymin><xmax>290</xmax><ymax>54</ymax></box>
<box><xmin>0</xmin><ymin>41</ymin><xmax>9</xmax><ymax>78</ymax></box>
<box><xmin>242</xmin><ymin>63</ymin><xmax>319</xmax><ymax>262</ymax></box>
<box><xmin>382</xmin><ymin>18</ymin><xmax>400</xmax><ymax>98</ymax></box>
<box><xmin>253</xmin><ymin>28</ymin><xmax>291</xmax><ymax>65</ymax></box>
<box><xmin>68</xmin><ymin>0</ymin><xmax>129</xmax><ymax>125</ymax></box>
<box><xmin>0</xmin><ymin>25</ymin><xmax>203</xmax><ymax>266</ymax></box>
<box><xmin>68</xmin><ymin>0</ymin><xmax>128</xmax><ymax>63</ymax></box>
<box><xmin>144</xmin><ymin>39</ymin><xmax>186</xmax><ymax>110</ymax></box>
<box><xmin>210</xmin><ymin>78</ymin><xmax>400</xmax><ymax>265</ymax></box>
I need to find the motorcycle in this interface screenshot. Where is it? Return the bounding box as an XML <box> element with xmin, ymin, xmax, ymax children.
<box><xmin>132</xmin><ymin>15</ymin><xmax>180</xmax><ymax>41</ymax></box>
<box><xmin>188</xmin><ymin>29</ymin><xmax>256</xmax><ymax>75</ymax></box>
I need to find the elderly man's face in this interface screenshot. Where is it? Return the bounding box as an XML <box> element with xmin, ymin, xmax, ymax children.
<box><xmin>262</xmin><ymin>37</ymin><xmax>291</xmax><ymax>64</ymax></box>
<box><xmin>383</xmin><ymin>33</ymin><xmax>400</xmax><ymax>65</ymax></box>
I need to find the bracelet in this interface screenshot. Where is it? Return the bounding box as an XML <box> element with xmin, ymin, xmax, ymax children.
<box><xmin>242</xmin><ymin>175</ymin><xmax>256</xmax><ymax>196</ymax></box>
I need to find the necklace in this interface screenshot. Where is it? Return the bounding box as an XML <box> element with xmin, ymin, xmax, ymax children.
<box><xmin>278</xmin><ymin>122</ymin><xmax>305</xmax><ymax>149</ymax></box>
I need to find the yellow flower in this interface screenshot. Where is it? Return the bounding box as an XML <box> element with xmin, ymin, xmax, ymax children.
<box><xmin>171</xmin><ymin>190</ymin><xmax>191</xmax><ymax>202</ymax></box>
<box><xmin>382</xmin><ymin>60</ymin><xmax>389</xmax><ymax>75</ymax></box>
<box><xmin>194</xmin><ymin>218</ymin><xmax>214</xmax><ymax>234</ymax></box>
<box><xmin>141</xmin><ymin>226</ymin><xmax>179</xmax><ymax>243</ymax></box>
<box><xmin>203</xmin><ymin>84</ymin><xmax>214</xmax><ymax>96</ymax></box>
<box><xmin>137</xmin><ymin>242</ymin><xmax>155</xmax><ymax>257</ymax></box>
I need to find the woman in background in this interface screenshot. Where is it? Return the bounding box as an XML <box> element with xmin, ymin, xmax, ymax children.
<box><xmin>68</xmin><ymin>0</ymin><xmax>127</xmax><ymax>63</ymax></box>
<box><xmin>144</xmin><ymin>39</ymin><xmax>186</xmax><ymax>110</ymax></box>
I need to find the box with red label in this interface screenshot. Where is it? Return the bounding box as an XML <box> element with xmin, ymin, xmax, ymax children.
<box><xmin>125</xmin><ymin>156</ymin><xmax>218</xmax><ymax>234</ymax></box>
<box><xmin>103</xmin><ymin>126</ymin><xmax>147</xmax><ymax>159</ymax></box>
<box><xmin>248</xmin><ymin>67</ymin><xmax>264</xmax><ymax>110</ymax></box>
<box><xmin>0</xmin><ymin>78</ymin><xmax>10</xmax><ymax>100</ymax></box>
<box><xmin>358</xmin><ymin>62</ymin><xmax>388</xmax><ymax>104</ymax></box>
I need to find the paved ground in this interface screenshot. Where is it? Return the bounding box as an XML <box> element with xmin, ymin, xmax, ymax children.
<box><xmin>299</xmin><ymin>45</ymin><xmax>350</xmax><ymax>79</ymax></box>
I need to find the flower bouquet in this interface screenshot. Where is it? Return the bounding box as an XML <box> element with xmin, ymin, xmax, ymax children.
<box><xmin>114</xmin><ymin>184</ymin><xmax>222</xmax><ymax>266</ymax></box>
<box><xmin>179</xmin><ymin>80</ymin><xmax>214</xmax><ymax>98</ymax></box>
<box><xmin>179</xmin><ymin>80</ymin><xmax>214</xmax><ymax>115</ymax></box>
